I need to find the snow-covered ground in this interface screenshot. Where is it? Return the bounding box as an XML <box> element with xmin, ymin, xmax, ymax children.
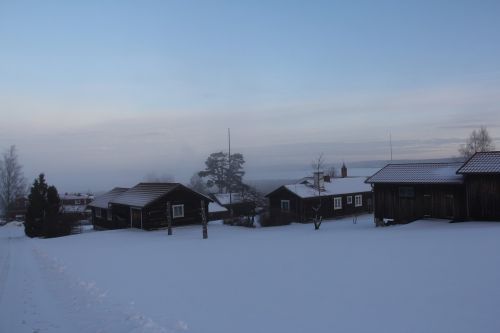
<box><xmin>1</xmin><ymin>215</ymin><xmax>500</xmax><ymax>333</ymax></box>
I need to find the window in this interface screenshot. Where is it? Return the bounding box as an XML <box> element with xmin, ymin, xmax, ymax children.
<box><xmin>172</xmin><ymin>204</ymin><xmax>184</xmax><ymax>218</ymax></box>
<box><xmin>95</xmin><ymin>208</ymin><xmax>102</xmax><ymax>218</ymax></box>
<box><xmin>399</xmin><ymin>186</ymin><xmax>415</xmax><ymax>198</ymax></box>
<box><xmin>355</xmin><ymin>195</ymin><xmax>363</xmax><ymax>207</ymax></box>
<box><xmin>334</xmin><ymin>197</ymin><xmax>342</xmax><ymax>210</ymax></box>
<box><xmin>347</xmin><ymin>196</ymin><xmax>353</xmax><ymax>204</ymax></box>
<box><xmin>75</xmin><ymin>200</ymin><xmax>81</xmax><ymax>205</ymax></box>
<box><xmin>107</xmin><ymin>208</ymin><xmax>113</xmax><ymax>221</ymax></box>
<box><xmin>281</xmin><ymin>200</ymin><xmax>290</xmax><ymax>212</ymax></box>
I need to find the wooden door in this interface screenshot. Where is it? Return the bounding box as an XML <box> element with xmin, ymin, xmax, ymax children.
<box><xmin>130</xmin><ymin>208</ymin><xmax>142</xmax><ymax>228</ymax></box>
<box><xmin>423</xmin><ymin>195</ymin><xmax>432</xmax><ymax>217</ymax></box>
<box><xmin>445</xmin><ymin>195</ymin><xmax>454</xmax><ymax>219</ymax></box>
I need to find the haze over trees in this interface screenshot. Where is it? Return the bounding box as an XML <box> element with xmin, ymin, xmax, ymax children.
<box><xmin>0</xmin><ymin>145</ymin><xmax>26</xmax><ymax>215</ymax></box>
<box><xmin>459</xmin><ymin>126</ymin><xmax>495</xmax><ymax>159</ymax></box>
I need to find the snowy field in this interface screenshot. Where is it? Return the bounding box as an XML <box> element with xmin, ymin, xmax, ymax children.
<box><xmin>1</xmin><ymin>215</ymin><xmax>500</xmax><ymax>333</ymax></box>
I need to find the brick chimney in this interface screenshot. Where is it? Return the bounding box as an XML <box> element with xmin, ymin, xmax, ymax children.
<box><xmin>341</xmin><ymin>163</ymin><xmax>347</xmax><ymax>178</ymax></box>
<box><xmin>323</xmin><ymin>175</ymin><xmax>331</xmax><ymax>183</ymax></box>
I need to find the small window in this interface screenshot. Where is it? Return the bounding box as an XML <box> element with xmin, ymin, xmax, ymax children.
<box><xmin>399</xmin><ymin>186</ymin><xmax>415</xmax><ymax>198</ymax></box>
<box><xmin>107</xmin><ymin>208</ymin><xmax>112</xmax><ymax>221</ymax></box>
<box><xmin>334</xmin><ymin>197</ymin><xmax>342</xmax><ymax>210</ymax></box>
<box><xmin>95</xmin><ymin>208</ymin><xmax>102</xmax><ymax>218</ymax></box>
<box><xmin>75</xmin><ymin>200</ymin><xmax>81</xmax><ymax>205</ymax></box>
<box><xmin>347</xmin><ymin>196</ymin><xmax>353</xmax><ymax>204</ymax></box>
<box><xmin>355</xmin><ymin>195</ymin><xmax>363</xmax><ymax>207</ymax></box>
<box><xmin>172</xmin><ymin>204</ymin><xmax>184</xmax><ymax>218</ymax></box>
<box><xmin>281</xmin><ymin>200</ymin><xmax>290</xmax><ymax>212</ymax></box>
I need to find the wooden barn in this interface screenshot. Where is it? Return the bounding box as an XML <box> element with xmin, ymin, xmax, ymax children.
<box><xmin>457</xmin><ymin>151</ymin><xmax>500</xmax><ymax>220</ymax></box>
<box><xmin>89</xmin><ymin>183</ymin><xmax>212</xmax><ymax>230</ymax></box>
<box><xmin>266</xmin><ymin>172</ymin><xmax>373</xmax><ymax>224</ymax></box>
<box><xmin>366</xmin><ymin>163</ymin><xmax>466</xmax><ymax>225</ymax></box>
<box><xmin>367</xmin><ymin>152</ymin><xmax>500</xmax><ymax>225</ymax></box>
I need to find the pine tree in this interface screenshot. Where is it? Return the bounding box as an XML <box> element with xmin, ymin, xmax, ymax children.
<box><xmin>24</xmin><ymin>174</ymin><xmax>65</xmax><ymax>238</ymax></box>
<box><xmin>198</xmin><ymin>151</ymin><xmax>246</xmax><ymax>193</ymax></box>
<box><xmin>24</xmin><ymin>174</ymin><xmax>48</xmax><ymax>237</ymax></box>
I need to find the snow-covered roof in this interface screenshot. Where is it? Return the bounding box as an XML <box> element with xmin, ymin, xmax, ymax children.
<box><xmin>213</xmin><ymin>193</ymin><xmax>251</xmax><ymax>205</ymax></box>
<box><xmin>110</xmin><ymin>183</ymin><xmax>180</xmax><ymax>208</ymax></box>
<box><xmin>366</xmin><ymin>163</ymin><xmax>464</xmax><ymax>184</ymax></box>
<box><xmin>88</xmin><ymin>187</ymin><xmax>129</xmax><ymax>209</ymax></box>
<box><xmin>457</xmin><ymin>151</ymin><xmax>500</xmax><ymax>174</ymax></box>
<box><xmin>276</xmin><ymin>177</ymin><xmax>371</xmax><ymax>199</ymax></box>
<box><xmin>110</xmin><ymin>183</ymin><xmax>212</xmax><ymax>208</ymax></box>
<box><xmin>61</xmin><ymin>194</ymin><xmax>93</xmax><ymax>201</ymax></box>
<box><xmin>62</xmin><ymin>205</ymin><xmax>89</xmax><ymax>213</ymax></box>
<box><xmin>209</xmin><ymin>202</ymin><xmax>228</xmax><ymax>213</ymax></box>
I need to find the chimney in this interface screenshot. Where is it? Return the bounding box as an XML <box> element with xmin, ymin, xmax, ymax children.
<box><xmin>341</xmin><ymin>163</ymin><xmax>347</xmax><ymax>178</ymax></box>
<box><xmin>323</xmin><ymin>175</ymin><xmax>331</xmax><ymax>183</ymax></box>
<box><xmin>313</xmin><ymin>171</ymin><xmax>325</xmax><ymax>190</ymax></box>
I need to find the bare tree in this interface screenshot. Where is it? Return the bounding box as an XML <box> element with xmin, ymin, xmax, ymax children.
<box><xmin>311</xmin><ymin>153</ymin><xmax>326</xmax><ymax>230</ymax></box>
<box><xmin>459</xmin><ymin>126</ymin><xmax>495</xmax><ymax>159</ymax></box>
<box><xmin>326</xmin><ymin>166</ymin><xmax>337</xmax><ymax>178</ymax></box>
<box><xmin>0</xmin><ymin>145</ymin><xmax>27</xmax><ymax>215</ymax></box>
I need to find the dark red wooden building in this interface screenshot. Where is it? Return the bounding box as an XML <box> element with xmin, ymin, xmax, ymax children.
<box><xmin>366</xmin><ymin>151</ymin><xmax>500</xmax><ymax>224</ymax></box>
<box><xmin>89</xmin><ymin>183</ymin><xmax>212</xmax><ymax>230</ymax></box>
<box><xmin>457</xmin><ymin>151</ymin><xmax>500</xmax><ymax>220</ymax></box>
<box><xmin>266</xmin><ymin>173</ymin><xmax>373</xmax><ymax>224</ymax></box>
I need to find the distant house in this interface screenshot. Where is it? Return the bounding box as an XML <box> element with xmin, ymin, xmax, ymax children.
<box><xmin>6</xmin><ymin>196</ymin><xmax>28</xmax><ymax>220</ymax></box>
<box><xmin>208</xmin><ymin>201</ymin><xmax>229</xmax><ymax>221</ymax></box>
<box><xmin>211</xmin><ymin>193</ymin><xmax>256</xmax><ymax>218</ymax></box>
<box><xmin>366</xmin><ymin>151</ymin><xmax>500</xmax><ymax>224</ymax></box>
<box><xmin>266</xmin><ymin>168</ymin><xmax>373</xmax><ymax>224</ymax></box>
<box><xmin>89</xmin><ymin>183</ymin><xmax>212</xmax><ymax>230</ymax></box>
<box><xmin>61</xmin><ymin>193</ymin><xmax>93</xmax><ymax>215</ymax></box>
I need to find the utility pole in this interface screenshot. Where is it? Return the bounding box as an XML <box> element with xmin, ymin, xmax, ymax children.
<box><xmin>228</xmin><ymin>128</ymin><xmax>233</xmax><ymax>218</ymax></box>
<box><xmin>201</xmin><ymin>200</ymin><xmax>208</xmax><ymax>239</ymax></box>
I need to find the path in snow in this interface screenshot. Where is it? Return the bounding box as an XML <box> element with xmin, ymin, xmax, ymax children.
<box><xmin>0</xmin><ymin>223</ymin><xmax>172</xmax><ymax>333</ymax></box>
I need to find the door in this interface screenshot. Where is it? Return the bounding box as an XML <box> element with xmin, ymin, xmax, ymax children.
<box><xmin>423</xmin><ymin>195</ymin><xmax>432</xmax><ymax>217</ymax></box>
<box><xmin>445</xmin><ymin>195</ymin><xmax>454</xmax><ymax>219</ymax></box>
<box><xmin>130</xmin><ymin>208</ymin><xmax>142</xmax><ymax>228</ymax></box>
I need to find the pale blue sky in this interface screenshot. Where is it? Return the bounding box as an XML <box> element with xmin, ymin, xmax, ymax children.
<box><xmin>1</xmin><ymin>0</ymin><xmax>500</xmax><ymax>191</ymax></box>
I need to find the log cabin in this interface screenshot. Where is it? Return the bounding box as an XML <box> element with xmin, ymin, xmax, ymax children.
<box><xmin>266</xmin><ymin>171</ymin><xmax>373</xmax><ymax>224</ymax></box>
<box><xmin>88</xmin><ymin>187</ymin><xmax>129</xmax><ymax>229</ymax></box>
<box><xmin>366</xmin><ymin>151</ymin><xmax>500</xmax><ymax>225</ymax></box>
<box><xmin>89</xmin><ymin>183</ymin><xmax>212</xmax><ymax>230</ymax></box>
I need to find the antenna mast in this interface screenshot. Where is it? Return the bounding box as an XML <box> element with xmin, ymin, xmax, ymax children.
<box><xmin>228</xmin><ymin>128</ymin><xmax>233</xmax><ymax>217</ymax></box>
<box><xmin>389</xmin><ymin>132</ymin><xmax>393</xmax><ymax>161</ymax></box>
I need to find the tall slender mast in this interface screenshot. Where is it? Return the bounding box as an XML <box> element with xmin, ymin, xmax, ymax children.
<box><xmin>228</xmin><ymin>128</ymin><xmax>232</xmax><ymax>216</ymax></box>
<box><xmin>389</xmin><ymin>132</ymin><xmax>393</xmax><ymax>161</ymax></box>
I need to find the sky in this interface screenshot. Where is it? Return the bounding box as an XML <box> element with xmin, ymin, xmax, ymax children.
<box><xmin>1</xmin><ymin>0</ymin><xmax>500</xmax><ymax>192</ymax></box>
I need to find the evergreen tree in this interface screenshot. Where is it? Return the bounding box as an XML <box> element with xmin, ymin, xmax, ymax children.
<box><xmin>24</xmin><ymin>174</ymin><xmax>48</xmax><ymax>237</ymax></box>
<box><xmin>198</xmin><ymin>151</ymin><xmax>246</xmax><ymax>193</ymax></box>
<box><xmin>24</xmin><ymin>174</ymin><xmax>65</xmax><ymax>238</ymax></box>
